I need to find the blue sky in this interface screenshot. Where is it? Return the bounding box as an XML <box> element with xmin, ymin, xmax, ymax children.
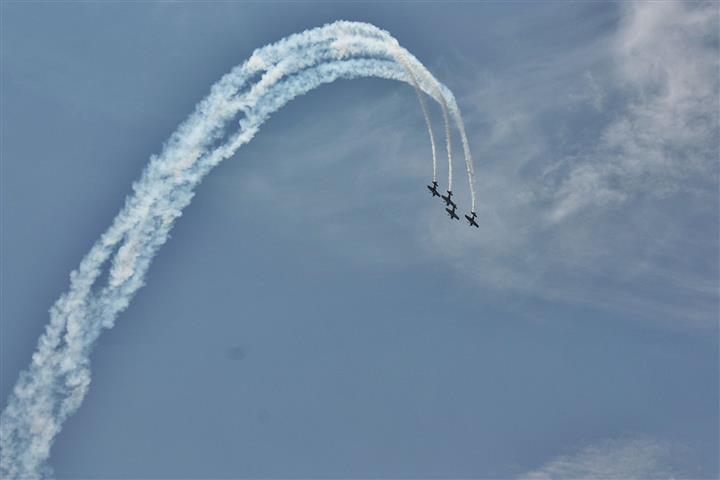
<box><xmin>1</xmin><ymin>2</ymin><xmax>718</xmax><ymax>478</ymax></box>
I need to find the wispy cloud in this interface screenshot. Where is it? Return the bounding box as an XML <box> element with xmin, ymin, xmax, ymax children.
<box><xmin>568</xmin><ymin>71</ymin><xmax>606</xmax><ymax>111</ymax></box>
<box><xmin>549</xmin><ymin>1</ymin><xmax>719</xmax><ymax>222</ymax></box>
<box><xmin>520</xmin><ymin>437</ymin><xmax>680</xmax><ymax>480</ymax></box>
<box><xmin>421</xmin><ymin>1</ymin><xmax>719</xmax><ymax>328</ymax></box>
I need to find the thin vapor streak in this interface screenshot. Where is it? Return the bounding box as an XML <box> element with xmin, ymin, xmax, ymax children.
<box><xmin>398</xmin><ymin>55</ymin><xmax>439</xmax><ymax>182</ymax></box>
<box><xmin>390</xmin><ymin>47</ymin><xmax>455</xmax><ymax>193</ymax></box>
<box><xmin>0</xmin><ymin>21</ymin><xmax>474</xmax><ymax>479</ymax></box>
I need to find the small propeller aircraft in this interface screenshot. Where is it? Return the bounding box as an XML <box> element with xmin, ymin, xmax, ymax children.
<box><xmin>465</xmin><ymin>211</ymin><xmax>479</xmax><ymax>228</ymax></box>
<box><xmin>426</xmin><ymin>181</ymin><xmax>440</xmax><ymax>197</ymax></box>
<box><xmin>441</xmin><ymin>190</ymin><xmax>457</xmax><ymax>210</ymax></box>
<box><xmin>446</xmin><ymin>206</ymin><xmax>460</xmax><ymax>220</ymax></box>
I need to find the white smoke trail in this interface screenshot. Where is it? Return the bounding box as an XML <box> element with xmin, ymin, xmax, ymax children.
<box><xmin>0</xmin><ymin>41</ymin><xmax>450</xmax><ymax>480</ymax></box>
<box><xmin>329</xmin><ymin>36</ymin><xmax>462</xmax><ymax>199</ymax></box>
<box><xmin>445</xmin><ymin>95</ymin><xmax>476</xmax><ymax>212</ymax></box>
<box><xmin>429</xmin><ymin>72</ymin><xmax>455</xmax><ymax>193</ymax></box>
<box><xmin>0</xmin><ymin>22</ymin><xmax>474</xmax><ymax>479</ymax></box>
<box><xmin>393</xmin><ymin>49</ymin><xmax>456</xmax><ymax>194</ymax></box>
<box><xmin>385</xmin><ymin>47</ymin><xmax>475</xmax><ymax>210</ymax></box>
<box><xmin>398</xmin><ymin>58</ymin><xmax>438</xmax><ymax>182</ymax></box>
<box><xmin>393</xmin><ymin>55</ymin><xmax>438</xmax><ymax>182</ymax></box>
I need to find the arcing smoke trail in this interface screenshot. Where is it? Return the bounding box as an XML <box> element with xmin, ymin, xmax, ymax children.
<box><xmin>392</xmin><ymin>48</ymin><xmax>456</xmax><ymax>194</ymax></box>
<box><xmin>0</xmin><ymin>22</ymin><xmax>475</xmax><ymax>479</ymax></box>
<box><xmin>330</xmin><ymin>37</ymin><xmax>465</xmax><ymax>197</ymax></box>
<box><xmin>397</xmin><ymin>55</ymin><xmax>438</xmax><ymax>182</ymax></box>
<box><xmin>424</xmin><ymin>64</ymin><xmax>455</xmax><ymax>193</ymax></box>
<box><xmin>407</xmin><ymin>67</ymin><xmax>439</xmax><ymax>182</ymax></box>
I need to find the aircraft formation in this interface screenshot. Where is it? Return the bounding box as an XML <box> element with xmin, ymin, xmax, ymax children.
<box><xmin>427</xmin><ymin>181</ymin><xmax>478</xmax><ymax>228</ymax></box>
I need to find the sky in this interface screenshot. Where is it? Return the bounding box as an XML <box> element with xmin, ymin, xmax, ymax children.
<box><xmin>1</xmin><ymin>1</ymin><xmax>718</xmax><ymax>479</ymax></box>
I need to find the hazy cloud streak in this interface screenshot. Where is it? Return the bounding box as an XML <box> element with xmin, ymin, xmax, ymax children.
<box><xmin>520</xmin><ymin>437</ymin><xmax>678</xmax><ymax>479</ymax></box>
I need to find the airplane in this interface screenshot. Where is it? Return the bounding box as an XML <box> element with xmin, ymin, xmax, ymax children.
<box><xmin>441</xmin><ymin>190</ymin><xmax>457</xmax><ymax>210</ymax></box>
<box><xmin>426</xmin><ymin>181</ymin><xmax>440</xmax><ymax>197</ymax></box>
<box><xmin>465</xmin><ymin>211</ymin><xmax>479</xmax><ymax>228</ymax></box>
<box><xmin>446</xmin><ymin>206</ymin><xmax>460</xmax><ymax>220</ymax></box>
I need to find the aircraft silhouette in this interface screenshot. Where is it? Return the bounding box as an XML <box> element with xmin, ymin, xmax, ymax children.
<box><xmin>465</xmin><ymin>211</ymin><xmax>479</xmax><ymax>228</ymax></box>
<box><xmin>446</xmin><ymin>206</ymin><xmax>460</xmax><ymax>220</ymax></box>
<box><xmin>426</xmin><ymin>181</ymin><xmax>440</xmax><ymax>197</ymax></box>
<box><xmin>441</xmin><ymin>190</ymin><xmax>457</xmax><ymax>210</ymax></box>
